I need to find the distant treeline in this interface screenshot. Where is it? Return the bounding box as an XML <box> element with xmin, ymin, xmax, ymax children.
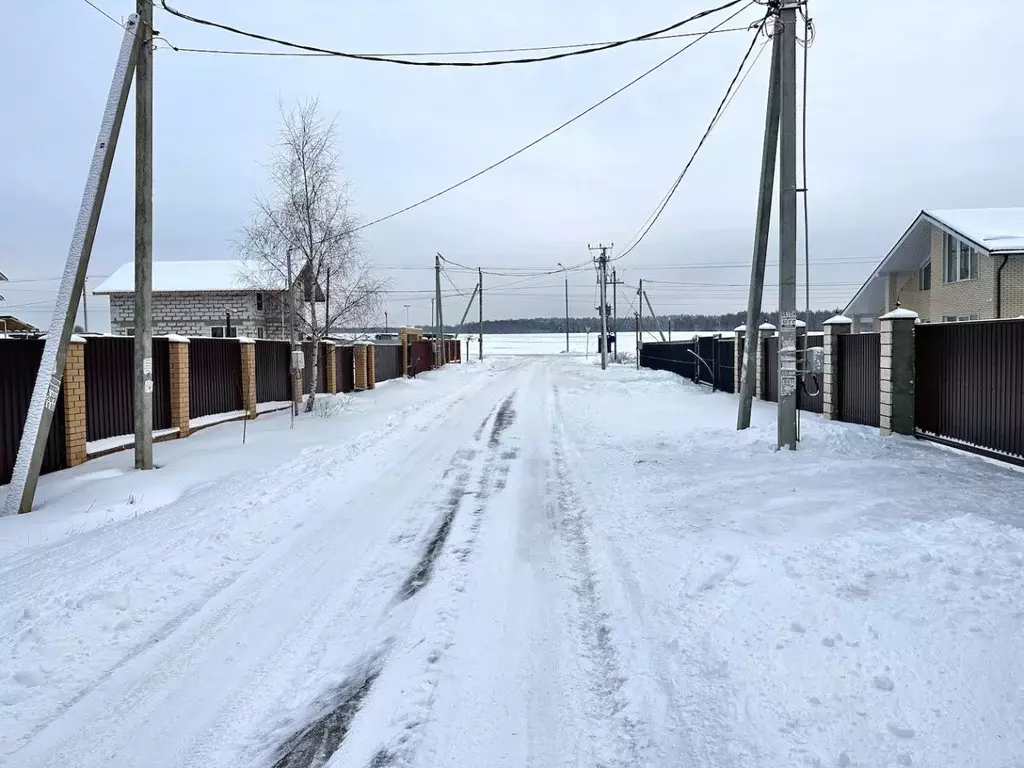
<box><xmin>361</xmin><ymin>309</ymin><xmax>844</xmax><ymax>335</ymax></box>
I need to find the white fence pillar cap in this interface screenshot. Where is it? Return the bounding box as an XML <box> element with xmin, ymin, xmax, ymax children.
<box><xmin>879</xmin><ymin>308</ymin><xmax>919</xmax><ymax>321</ymax></box>
<box><xmin>822</xmin><ymin>314</ymin><xmax>853</xmax><ymax>326</ymax></box>
<box><xmin>758</xmin><ymin>322</ymin><xmax>777</xmax><ymax>331</ymax></box>
<box><xmin>734</xmin><ymin>324</ymin><xmax>746</xmax><ymax>332</ymax></box>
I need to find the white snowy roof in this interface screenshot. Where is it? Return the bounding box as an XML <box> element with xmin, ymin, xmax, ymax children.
<box><xmin>924</xmin><ymin>208</ymin><xmax>1024</xmax><ymax>253</ymax></box>
<box><xmin>94</xmin><ymin>260</ymin><xmax>285</xmax><ymax>294</ymax></box>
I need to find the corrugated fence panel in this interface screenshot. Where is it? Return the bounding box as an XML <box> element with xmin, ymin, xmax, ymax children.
<box><xmin>189</xmin><ymin>338</ymin><xmax>243</xmax><ymax>419</ymax></box>
<box><xmin>0</xmin><ymin>340</ymin><xmax>66</xmax><ymax>485</ymax></box>
<box><xmin>716</xmin><ymin>338</ymin><xmax>735</xmax><ymax>393</ymax></box>
<box><xmin>915</xmin><ymin>319</ymin><xmax>1024</xmax><ymax>461</ymax></box>
<box><xmin>374</xmin><ymin>345</ymin><xmax>402</xmax><ymax>383</ymax></box>
<box><xmin>255</xmin><ymin>340</ymin><xmax>291</xmax><ymax>403</ymax></box>
<box><xmin>639</xmin><ymin>341</ymin><xmax>696</xmax><ymax>380</ymax></box>
<box><xmin>838</xmin><ymin>332</ymin><xmax>880</xmax><ymax>427</ymax></box>
<box><xmin>84</xmin><ymin>336</ymin><xmax>170</xmax><ymax>441</ymax></box>
<box><xmin>798</xmin><ymin>334</ymin><xmax>824</xmax><ymax>414</ymax></box>
<box><xmin>763</xmin><ymin>336</ymin><xmax>779</xmax><ymax>403</ymax></box>
<box><xmin>336</xmin><ymin>346</ymin><xmax>354</xmax><ymax>393</ymax></box>
<box><xmin>695</xmin><ymin>337</ymin><xmax>716</xmax><ymax>388</ymax></box>
<box><xmin>301</xmin><ymin>342</ymin><xmax>328</xmax><ymax>394</ymax></box>
<box><xmin>409</xmin><ymin>340</ymin><xmax>433</xmax><ymax>376</ymax></box>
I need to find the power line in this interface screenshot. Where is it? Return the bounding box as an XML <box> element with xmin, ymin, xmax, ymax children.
<box><xmin>80</xmin><ymin>0</ymin><xmax>125</xmax><ymax>28</ymax></box>
<box><xmin>157</xmin><ymin>0</ymin><xmax>746</xmax><ymax>67</ymax></box>
<box><xmin>350</xmin><ymin>5</ymin><xmax>753</xmax><ymax>234</ymax></box>
<box><xmin>615</xmin><ymin>13</ymin><xmax>769</xmax><ymax>262</ymax></box>
<box><xmin>163</xmin><ymin>25</ymin><xmax>755</xmax><ymax>58</ymax></box>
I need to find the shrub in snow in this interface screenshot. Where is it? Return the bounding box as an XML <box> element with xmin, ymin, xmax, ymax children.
<box><xmin>314</xmin><ymin>393</ymin><xmax>353</xmax><ymax>419</ymax></box>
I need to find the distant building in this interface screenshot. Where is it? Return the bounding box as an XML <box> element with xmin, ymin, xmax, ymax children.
<box><xmin>93</xmin><ymin>260</ymin><xmax>323</xmax><ymax>339</ymax></box>
<box><xmin>845</xmin><ymin>208</ymin><xmax>1024</xmax><ymax>329</ymax></box>
<box><xmin>0</xmin><ymin>315</ymin><xmax>39</xmax><ymax>338</ymax></box>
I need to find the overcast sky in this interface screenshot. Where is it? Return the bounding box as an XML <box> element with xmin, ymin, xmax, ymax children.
<box><xmin>2</xmin><ymin>0</ymin><xmax>1022</xmax><ymax>331</ymax></box>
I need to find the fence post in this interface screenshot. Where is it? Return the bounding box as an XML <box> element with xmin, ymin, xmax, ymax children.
<box><xmin>63</xmin><ymin>336</ymin><xmax>88</xmax><ymax>467</ymax></box>
<box><xmin>756</xmin><ymin>323</ymin><xmax>776</xmax><ymax>400</ymax></box>
<box><xmin>398</xmin><ymin>328</ymin><xmax>410</xmax><ymax>377</ymax></box>
<box><xmin>354</xmin><ymin>345</ymin><xmax>368</xmax><ymax>391</ymax></box>
<box><xmin>879</xmin><ymin>308</ymin><xmax>918</xmax><ymax>437</ymax></box>
<box><xmin>239</xmin><ymin>338</ymin><xmax>257</xmax><ymax>419</ymax></box>
<box><xmin>325</xmin><ymin>342</ymin><xmax>337</xmax><ymax>394</ymax></box>
<box><xmin>733</xmin><ymin>325</ymin><xmax>745</xmax><ymax>394</ymax></box>
<box><xmin>367</xmin><ymin>344</ymin><xmax>376</xmax><ymax>389</ymax></box>
<box><xmin>821</xmin><ymin>315</ymin><xmax>851</xmax><ymax>420</ymax></box>
<box><xmin>167</xmin><ymin>335</ymin><xmax>190</xmax><ymax>437</ymax></box>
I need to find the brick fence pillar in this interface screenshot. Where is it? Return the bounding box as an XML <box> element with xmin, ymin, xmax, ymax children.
<box><xmin>325</xmin><ymin>342</ymin><xmax>337</xmax><ymax>394</ymax></box>
<box><xmin>755</xmin><ymin>323</ymin><xmax>775</xmax><ymax>400</ymax></box>
<box><xmin>733</xmin><ymin>325</ymin><xmax>745</xmax><ymax>394</ymax></box>
<box><xmin>63</xmin><ymin>337</ymin><xmax>87</xmax><ymax>466</ymax></box>
<box><xmin>366</xmin><ymin>344</ymin><xmax>376</xmax><ymax>389</ymax></box>
<box><xmin>239</xmin><ymin>338</ymin><xmax>257</xmax><ymax>419</ymax></box>
<box><xmin>880</xmin><ymin>308</ymin><xmax>918</xmax><ymax>436</ymax></box>
<box><xmin>167</xmin><ymin>335</ymin><xmax>191</xmax><ymax>437</ymax></box>
<box><xmin>822</xmin><ymin>315</ymin><xmax>852</xmax><ymax>420</ymax></box>
<box><xmin>354</xmin><ymin>345</ymin><xmax>368</xmax><ymax>390</ymax></box>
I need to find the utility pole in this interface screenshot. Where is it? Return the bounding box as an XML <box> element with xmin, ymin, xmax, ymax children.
<box><xmin>286</xmin><ymin>247</ymin><xmax>297</xmax><ymax>424</ymax></box>
<box><xmin>638</xmin><ymin>279</ymin><xmax>644</xmax><ymax>349</ymax></box>
<box><xmin>478</xmin><ymin>267</ymin><xmax>483</xmax><ymax>361</ymax></box>
<box><xmin>134</xmin><ymin>0</ymin><xmax>154</xmax><ymax>470</ymax></box>
<box><xmin>558</xmin><ymin>262</ymin><xmax>569</xmax><ymax>354</ymax></box>
<box><xmin>609</xmin><ymin>268</ymin><xmax>624</xmax><ymax>362</ymax></box>
<box><xmin>589</xmin><ymin>243</ymin><xmax>611</xmax><ymax>370</ymax></box>
<box><xmin>6</xmin><ymin>16</ymin><xmax>142</xmax><ymax>515</ymax></box>
<box><xmin>434</xmin><ymin>253</ymin><xmax>444</xmax><ymax>367</ymax></box>
<box><xmin>634</xmin><ymin>312</ymin><xmax>640</xmax><ymax>369</ymax></box>
<box><xmin>777</xmin><ymin>2</ymin><xmax>799</xmax><ymax>450</ymax></box>
<box><xmin>738</xmin><ymin>19</ymin><xmax>783</xmax><ymax>432</ymax></box>
<box><xmin>384</xmin><ymin>311</ymin><xmax>388</xmax><ymax>334</ymax></box>
<box><xmin>82</xmin><ymin>277</ymin><xmax>89</xmax><ymax>332</ymax></box>
<box><xmin>404</xmin><ymin>304</ymin><xmax>410</xmax><ymax>326</ymax></box>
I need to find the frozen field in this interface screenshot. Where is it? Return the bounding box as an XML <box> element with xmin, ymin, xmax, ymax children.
<box><xmin>466</xmin><ymin>330</ymin><xmax>720</xmax><ymax>357</ymax></box>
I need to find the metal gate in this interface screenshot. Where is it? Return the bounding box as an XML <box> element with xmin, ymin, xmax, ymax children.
<box><xmin>716</xmin><ymin>338</ymin><xmax>735</xmax><ymax>393</ymax></box>
<box><xmin>336</xmin><ymin>346</ymin><xmax>354</xmax><ymax>393</ymax></box>
<box><xmin>915</xmin><ymin>319</ymin><xmax>1024</xmax><ymax>462</ymax></box>
<box><xmin>838</xmin><ymin>333</ymin><xmax>880</xmax><ymax>427</ymax></box>
<box><xmin>763</xmin><ymin>336</ymin><xmax>778</xmax><ymax>403</ymax></box>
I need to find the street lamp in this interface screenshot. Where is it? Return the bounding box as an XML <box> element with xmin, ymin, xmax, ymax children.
<box><xmin>557</xmin><ymin>262</ymin><xmax>569</xmax><ymax>353</ymax></box>
<box><xmin>403</xmin><ymin>304</ymin><xmax>410</xmax><ymax>326</ymax></box>
<box><xmin>384</xmin><ymin>310</ymin><xmax>388</xmax><ymax>334</ymax></box>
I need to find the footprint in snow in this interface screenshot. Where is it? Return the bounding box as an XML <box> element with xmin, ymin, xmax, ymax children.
<box><xmin>887</xmin><ymin>723</ymin><xmax>916</xmax><ymax>739</ymax></box>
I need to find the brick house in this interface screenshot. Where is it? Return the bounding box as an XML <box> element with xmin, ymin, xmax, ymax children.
<box><xmin>93</xmin><ymin>259</ymin><xmax>323</xmax><ymax>339</ymax></box>
<box><xmin>845</xmin><ymin>208</ymin><xmax>1024</xmax><ymax>329</ymax></box>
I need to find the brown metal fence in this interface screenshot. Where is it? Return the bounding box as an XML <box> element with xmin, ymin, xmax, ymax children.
<box><xmin>409</xmin><ymin>340</ymin><xmax>433</xmax><ymax>376</ymax></box>
<box><xmin>1</xmin><ymin>340</ymin><xmax>67</xmax><ymax>486</ymax></box>
<box><xmin>84</xmin><ymin>336</ymin><xmax>171</xmax><ymax>441</ymax></box>
<box><xmin>374</xmin><ymin>345</ymin><xmax>402</xmax><ymax>383</ymax></box>
<box><xmin>335</xmin><ymin>345</ymin><xmax>354</xmax><ymax>393</ymax></box>
<box><xmin>189</xmin><ymin>338</ymin><xmax>243</xmax><ymax>419</ymax></box>
<box><xmin>915</xmin><ymin>319</ymin><xmax>1024</xmax><ymax>461</ymax></box>
<box><xmin>763</xmin><ymin>336</ymin><xmax>779</xmax><ymax>402</ymax></box>
<box><xmin>838</xmin><ymin>332</ymin><xmax>881</xmax><ymax>427</ymax></box>
<box><xmin>254</xmin><ymin>340</ymin><xmax>291</xmax><ymax>403</ymax></box>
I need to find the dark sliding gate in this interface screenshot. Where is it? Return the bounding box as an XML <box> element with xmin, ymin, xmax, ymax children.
<box><xmin>838</xmin><ymin>332</ymin><xmax>880</xmax><ymax>427</ymax></box>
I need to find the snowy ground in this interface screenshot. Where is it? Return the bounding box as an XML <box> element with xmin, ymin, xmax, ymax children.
<box><xmin>1</xmin><ymin>357</ymin><xmax>1022</xmax><ymax>768</ymax></box>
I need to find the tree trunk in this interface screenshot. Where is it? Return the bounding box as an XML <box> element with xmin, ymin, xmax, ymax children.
<box><xmin>305</xmin><ymin>340</ymin><xmax>319</xmax><ymax>412</ymax></box>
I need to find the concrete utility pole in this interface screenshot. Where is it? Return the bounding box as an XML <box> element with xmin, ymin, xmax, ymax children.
<box><xmin>82</xmin><ymin>277</ymin><xmax>89</xmax><ymax>332</ymax></box>
<box><xmin>134</xmin><ymin>0</ymin><xmax>154</xmax><ymax>470</ymax></box>
<box><xmin>609</xmin><ymin>268</ymin><xmax>625</xmax><ymax>362</ymax></box>
<box><xmin>478</xmin><ymin>267</ymin><xmax>483</xmax><ymax>361</ymax></box>
<box><xmin>738</xmin><ymin>21</ymin><xmax>783</xmax><ymax>432</ymax></box>
<box><xmin>638</xmin><ymin>279</ymin><xmax>644</xmax><ymax>349</ymax></box>
<box><xmin>643</xmin><ymin>290</ymin><xmax>667</xmax><ymax>342</ymax></box>
<box><xmin>557</xmin><ymin>262</ymin><xmax>569</xmax><ymax>354</ymax></box>
<box><xmin>589</xmin><ymin>244</ymin><xmax>611</xmax><ymax>370</ymax></box>
<box><xmin>6</xmin><ymin>16</ymin><xmax>142</xmax><ymax>515</ymax></box>
<box><xmin>634</xmin><ymin>312</ymin><xmax>640</xmax><ymax>369</ymax></box>
<box><xmin>434</xmin><ymin>253</ymin><xmax>444</xmax><ymax>367</ymax></box>
<box><xmin>777</xmin><ymin>2</ymin><xmax>799</xmax><ymax>450</ymax></box>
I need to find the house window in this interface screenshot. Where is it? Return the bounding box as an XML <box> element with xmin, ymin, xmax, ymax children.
<box><xmin>918</xmin><ymin>261</ymin><xmax>931</xmax><ymax>291</ymax></box>
<box><xmin>124</xmin><ymin>327</ymin><xmax>134</xmax><ymax>336</ymax></box>
<box><xmin>941</xmin><ymin>314</ymin><xmax>978</xmax><ymax>323</ymax></box>
<box><xmin>256</xmin><ymin>326</ymin><xmax>266</xmax><ymax>339</ymax></box>
<box><xmin>256</xmin><ymin>293</ymin><xmax>264</xmax><ymax>311</ymax></box>
<box><xmin>944</xmin><ymin>233</ymin><xmax>979</xmax><ymax>283</ymax></box>
<box><xmin>210</xmin><ymin>326</ymin><xmax>238</xmax><ymax>338</ymax></box>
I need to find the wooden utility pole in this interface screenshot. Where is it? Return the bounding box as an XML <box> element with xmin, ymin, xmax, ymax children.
<box><xmin>6</xmin><ymin>16</ymin><xmax>142</xmax><ymax>515</ymax></box>
<box><xmin>134</xmin><ymin>0</ymin><xmax>154</xmax><ymax>470</ymax></box>
<box><xmin>738</xmin><ymin>21</ymin><xmax>783</xmax><ymax>432</ymax></box>
<box><xmin>478</xmin><ymin>267</ymin><xmax>483</xmax><ymax>361</ymax></box>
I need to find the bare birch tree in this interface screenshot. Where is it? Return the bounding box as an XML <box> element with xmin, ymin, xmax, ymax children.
<box><xmin>239</xmin><ymin>99</ymin><xmax>385</xmax><ymax>411</ymax></box>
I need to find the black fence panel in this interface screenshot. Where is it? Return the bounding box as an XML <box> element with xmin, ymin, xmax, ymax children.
<box><xmin>84</xmin><ymin>336</ymin><xmax>171</xmax><ymax>441</ymax></box>
<box><xmin>716</xmin><ymin>338</ymin><xmax>735</xmax><ymax>393</ymax></box>
<box><xmin>189</xmin><ymin>338</ymin><xmax>243</xmax><ymax>419</ymax></box>
<box><xmin>374</xmin><ymin>344</ymin><xmax>402</xmax><ymax>383</ymax></box>
<box><xmin>336</xmin><ymin>346</ymin><xmax>355</xmax><ymax>393</ymax></box>
<box><xmin>838</xmin><ymin>332</ymin><xmax>880</xmax><ymax>427</ymax></box>
<box><xmin>255</xmin><ymin>340</ymin><xmax>291</xmax><ymax>403</ymax></box>
<box><xmin>639</xmin><ymin>341</ymin><xmax>697</xmax><ymax>380</ymax></box>
<box><xmin>1</xmin><ymin>340</ymin><xmax>66</xmax><ymax>485</ymax></box>
<box><xmin>763</xmin><ymin>336</ymin><xmax>779</xmax><ymax>403</ymax></box>
<box><xmin>797</xmin><ymin>334</ymin><xmax>824</xmax><ymax>414</ymax></box>
<box><xmin>695</xmin><ymin>337</ymin><xmax>716</xmax><ymax>388</ymax></box>
<box><xmin>301</xmin><ymin>342</ymin><xmax>329</xmax><ymax>394</ymax></box>
<box><xmin>915</xmin><ymin>319</ymin><xmax>1024</xmax><ymax>461</ymax></box>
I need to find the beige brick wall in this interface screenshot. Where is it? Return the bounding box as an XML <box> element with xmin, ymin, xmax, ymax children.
<box><xmin>63</xmin><ymin>341</ymin><xmax>87</xmax><ymax>466</ymax></box>
<box><xmin>928</xmin><ymin>225</ymin><xmax>997</xmax><ymax>320</ymax></box>
<box><xmin>169</xmin><ymin>341</ymin><xmax>190</xmax><ymax>437</ymax></box>
<box><xmin>240</xmin><ymin>342</ymin><xmax>257</xmax><ymax>419</ymax></box>
<box><xmin>999</xmin><ymin>257</ymin><xmax>1024</xmax><ymax>318</ymax></box>
<box><xmin>367</xmin><ymin>346</ymin><xmax>376</xmax><ymax>389</ymax></box>
<box><xmin>325</xmin><ymin>344</ymin><xmax>337</xmax><ymax>394</ymax></box>
<box><xmin>354</xmin><ymin>345</ymin><xmax>368</xmax><ymax>390</ymax></box>
<box><xmin>891</xmin><ymin>272</ymin><xmax>929</xmax><ymax>320</ymax></box>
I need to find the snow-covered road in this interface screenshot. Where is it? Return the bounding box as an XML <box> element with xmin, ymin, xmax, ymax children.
<box><xmin>2</xmin><ymin>357</ymin><xmax>1022</xmax><ymax>768</ymax></box>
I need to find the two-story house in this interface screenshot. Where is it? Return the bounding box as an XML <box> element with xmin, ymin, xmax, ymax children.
<box><xmin>93</xmin><ymin>259</ymin><xmax>323</xmax><ymax>339</ymax></box>
<box><xmin>844</xmin><ymin>208</ymin><xmax>1024</xmax><ymax>328</ymax></box>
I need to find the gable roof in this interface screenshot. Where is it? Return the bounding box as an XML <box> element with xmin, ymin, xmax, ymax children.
<box><xmin>843</xmin><ymin>208</ymin><xmax>1024</xmax><ymax>318</ymax></box>
<box><xmin>93</xmin><ymin>260</ymin><xmax>286</xmax><ymax>295</ymax></box>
